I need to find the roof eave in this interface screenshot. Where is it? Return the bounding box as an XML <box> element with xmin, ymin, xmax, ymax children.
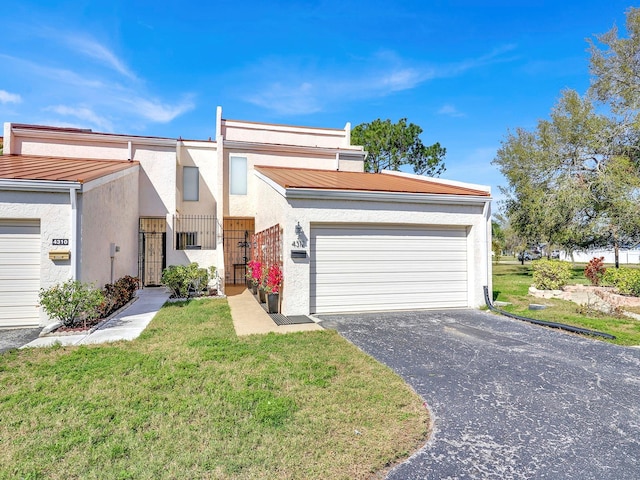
<box><xmin>284</xmin><ymin>188</ymin><xmax>491</xmax><ymax>205</ymax></box>
<box><xmin>225</xmin><ymin>140</ymin><xmax>365</xmax><ymax>157</ymax></box>
<box><xmin>0</xmin><ymin>178</ymin><xmax>81</xmax><ymax>192</ymax></box>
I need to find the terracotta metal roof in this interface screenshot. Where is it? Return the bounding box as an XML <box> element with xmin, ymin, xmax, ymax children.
<box><xmin>0</xmin><ymin>155</ymin><xmax>139</xmax><ymax>183</ymax></box>
<box><xmin>255</xmin><ymin>166</ymin><xmax>490</xmax><ymax>196</ymax></box>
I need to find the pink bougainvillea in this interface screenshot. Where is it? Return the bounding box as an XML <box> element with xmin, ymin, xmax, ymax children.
<box><xmin>266</xmin><ymin>264</ymin><xmax>283</xmax><ymax>294</ymax></box>
<box><xmin>246</xmin><ymin>260</ymin><xmax>263</xmax><ymax>285</ymax></box>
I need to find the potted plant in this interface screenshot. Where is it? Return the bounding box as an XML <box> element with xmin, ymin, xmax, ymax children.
<box><xmin>258</xmin><ymin>264</ymin><xmax>268</xmax><ymax>303</ymax></box>
<box><xmin>247</xmin><ymin>260</ymin><xmax>262</xmax><ymax>295</ymax></box>
<box><xmin>265</xmin><ymin>264</ymin><xmax>282</xmax><ymax>314</ymax></box>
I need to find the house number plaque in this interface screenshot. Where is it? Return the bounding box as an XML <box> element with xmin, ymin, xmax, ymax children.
<box><xmin>52</xmin><ymin>239</ymin><xmax>69</xmax><ymax>246</ymax></box>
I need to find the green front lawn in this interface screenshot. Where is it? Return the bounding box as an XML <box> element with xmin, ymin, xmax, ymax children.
<box><xmin>492</xmin><ymin>262</ymin><xmax>640</xmax><ymax>346</ymax></box>
<box><xmin>0</xmin><ymin>299</ymin><xmax>428</xmax><ymax>479</ymax></box>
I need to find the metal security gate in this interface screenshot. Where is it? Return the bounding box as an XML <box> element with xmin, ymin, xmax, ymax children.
<box><xmin>138</xmin><ymin>218</ymin><xmax>166</xmax><ymax>287</ymax></box>
<box><xmin>223</xmin><ymin>218</ymin><xmax>254</xmax><ymax>284</ymax></box>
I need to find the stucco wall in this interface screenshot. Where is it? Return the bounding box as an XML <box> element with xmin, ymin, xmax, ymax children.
<box><xmin>222</xmin><ymin>120</ymin><xmax>353</xmax><ymax>148</ymax></box>
<box><xmin>224</xmin><ymin>149</ymin><xmax>364</xmax><ymax>218</ymax></box>
<box><xmin>135</xmin><ymin>145</ymin><xmax>177</xmax><ymax>217</ymax></box>
<box><xmin>79</xmin><ymin>168</ymin><xmax>140</xmax><ymax>287</ymax></box>
<box><xmin>255</xmin><ymin>178</ymin><xmax>491</xmax><ymax>316</ymax></box>
<box><xmin>12</xmin><ymin>136</ymin><xmax>129</xmax><ymax>160</ymax></box>
<box><xmin>0</xmin><ymin>190</ymin><xmax>73</xmax><ymax>325</ymax></box>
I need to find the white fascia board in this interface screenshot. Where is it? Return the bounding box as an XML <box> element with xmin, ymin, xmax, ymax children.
<box><xmin>254</xmin><ymin>171</ymin><xmax>287</xmax><ymax>197</ymax></box>
<box><xmin>381</xmin><ymin>170</ymin><xmax>491</xmax><ymax>194</ymax></box>
<box><xmin>0</xmin><ymin>178</ymin><xmax>81</xmax><ymax>192</ymax></box>
<box><xmin>11</xmin><ymin>126</ymin><xmax>177</xmax><ymax>148</ymax></box>
<box><xmin>223</xmin><ymin>139</ymin><xmax>365</xmax><ymax>158</ymax></box>
<box><xmin>283</xmin><ymin>188</ymin><xmax>491</xmax><ymax>206</ymax></box>
<box><xmin>82</xmin><ymin>164</ymin><xmax>140</xmax><ymax>193</ymax></box>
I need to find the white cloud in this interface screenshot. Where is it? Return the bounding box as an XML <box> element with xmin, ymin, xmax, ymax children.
<box><xmin>437</xmin><ymin>104</ymin><xmax>466</xmax><ymax>118</ymax></box>
<box><xmin>246</xmin><ymin>82</ymin><xmax>322</xmax><ymax>115</ymax></box>
<box><xmin>0</xmin><ymin>42</ymin><xmax>194</xmax><ymax>128</ymax></box>
<box><xmin>45</xmin><ymin>105</ymin><xmax>113</xmax><ymax>131</ymax></box>
<box><xmin>242</xmin><ymin>46</ymin><xmax>517</xmax><ymax>116</ymax></box>
<box><xmin>0</xmin><ymin>89</ymin><xmax>22</xmax><ymax>104</ymax></box>
<box><xmin>63</xmin><ymin>35</ymin><xmax>138</xmax><ymax>81</ymax></box>
<box><xmin>121</xmin><ymin>95</ymin><xmax>195</xmax><ymax>123</ymax></box>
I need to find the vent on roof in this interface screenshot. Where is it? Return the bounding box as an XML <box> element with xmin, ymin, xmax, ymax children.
<box><xmin>338</xmin><ymin>152</ymin><xmax>365</xmax><ymax>161</ymax></box>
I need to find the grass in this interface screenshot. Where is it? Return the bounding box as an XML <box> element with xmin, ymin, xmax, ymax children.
<box><xmin>0</xmin><ymin>299</ymin><xmax>428</xmax><ymax>479</ymax></box>
<box><xmin>492</xmin><ymin>261</ymin><xmax>640</xmax><ymax>346</ymax></box>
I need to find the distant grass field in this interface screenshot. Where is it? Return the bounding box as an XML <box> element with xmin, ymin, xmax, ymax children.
<box><xmin>0</xmin><ymin>299</ymin><xmax>428</xmax><ymax>479</ymax></box>
<box><xmin>492</xmin><ymin>261</ymin><xmax>640</xmax><ymax>346</ymax></box>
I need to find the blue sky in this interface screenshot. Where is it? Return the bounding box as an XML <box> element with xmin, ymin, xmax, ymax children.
<box><xmin>0</xmin><ymin>1</ymin><xmax>634</xmax><ymax>206</ymax></box>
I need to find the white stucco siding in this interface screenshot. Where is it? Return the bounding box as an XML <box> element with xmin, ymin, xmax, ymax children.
<box><xmin>12</xmin><ymin>137</ymin><xmax>129</xmax><ymax>161</ymax></box>
<box><xmin>177</xmin><ymin>142</ymin><xmax>218</xmax><ymax>215</ymax></box>
<box><xmin>254</xmin><ymin>182</ymin><xmax>491</xmax><ymax>316</ymax></box>
<box><xmin>223</xmin><ymin>120</ymin><xmax>353</xmax><ymax>149</ymax></box>
<box><xmin>79</xmin><ymin>168</ymin><xmax>139</xmax><ymax>288</ymax></box>
<box><xmin>136</xmin><ymin>147</ymin><xmax>177</xmax><ymax>217</ymax></box>
<box><xmin>0</xmin><ymin>190</ymin><xmax>74</xmax><ymax>325</ymax></box>
<box><xmin>224</xmin><ymin>150</ymin><xmax>363</xmax><ymax>218</ymax></box>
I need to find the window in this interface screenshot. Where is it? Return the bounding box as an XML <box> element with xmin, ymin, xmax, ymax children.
<box><xmin>176</xmin><ymin>232</ymin><xmax>199</xmax><ymax>250</ymax></box>
<box><xmin>183</xmin><ymin>166</ymin><xmax>199</xmax><ymax>201</ymax></box>
<box><xmin>230</xmin><ymin>156</ymin><xmax>247</xmax><ymax>195</ymax></box>
<box><xmin>173</xmin><ymin>215</ymin><xmax>217</xmax><ymax>250</ymax></box>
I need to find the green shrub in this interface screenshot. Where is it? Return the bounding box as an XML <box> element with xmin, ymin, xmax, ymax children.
<box><xmin>161</xmin><ymin>263</ymin><xmax>210</xmax><ymax>298</ymax></box>
<box><xmin>602</xmin><ymin>267</ymin><xmax>640</xmax><ymax>296</ymax></box>
<box><xmin>39</xmin><ymin>280</ymin><xmax>104</xmax><ymax>327</ymax></box>
<box><xmin>532</xmin><ymin>259</ymin><xmax>572</xmax><ymax>290</ymax></box>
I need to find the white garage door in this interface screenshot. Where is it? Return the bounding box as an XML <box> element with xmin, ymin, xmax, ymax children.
<box><xmin>310</xmin><ymin>224</ymin><xmax>468</xmax><ymax>314</ymax></box>
<box><xmin>0</xmin><ymin>221</ymin><xmax>41</xmax><ymax>327</ymax></box>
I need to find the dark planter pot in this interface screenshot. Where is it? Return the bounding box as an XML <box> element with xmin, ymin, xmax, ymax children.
<box><xmin>267</xmin><ymin>293</ymin><xmax>279</xmax><ymax>314</ymax></box>
<box><xmin>251</xmin><ymin>283</ymin><xmax>258</xmax><ymax>295</ymax></box>
<box><xmin>246</xmin><ymin>278</ymin><xmax>252</xmax><ymax>288</ymax></box>
<box><xmin>258</xmin><ymin>287</ymin><xmax>267</xmax><ymax>303</ymax></box>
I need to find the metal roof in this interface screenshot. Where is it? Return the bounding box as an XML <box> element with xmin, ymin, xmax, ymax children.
<box><xmin>0</xmin><ymin>155</ymin><xmax>139</xmax><ymax>183</ymax></box>
<box><xmin>255</xmin><ymin>166</ymin><xmax>490</xmax><ymax>196</ymax></box>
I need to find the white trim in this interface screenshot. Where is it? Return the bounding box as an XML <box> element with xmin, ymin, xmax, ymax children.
<box><xmin>0</xmin><ymin>179</ymin><xmax>81</xmax><ymax>192</ymax></box>
<box><xmin>254</xmin><ymin>171</ymin><xmax>287</xmax><ymax>197</ymax></box>
<box><xmin>70</xmin><ymin>187</ymin><xmax>78</xmax><ymax>280</ymax></box>
<box><xmin>223</xmin><ymin>139</ymin><xmax>365</xmax><ymax>157</ymax></box>
<box><xmin>11</xmin><ymin>126</ymin><xmax>177</xmax><ymax>147</ymax></box>
<box><xmin>82</xmin><ymin>164</ymin><xmax>139</xmax><ymax>193</ymax></box>
<box><xmin>284</xmin><ymin>188</ymin><xmax>491</xmax><ymax>206</ymax></box>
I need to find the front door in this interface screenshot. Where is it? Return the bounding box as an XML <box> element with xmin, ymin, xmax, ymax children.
<box><xmin>138</xmin><ymin>218</ymin><xmax>166</xmax><ymax>286</ymax></box>
<box><xmin>223</xmin><ymin>218</ymin><xmax>255</xmax><ymax>284</ymax></box>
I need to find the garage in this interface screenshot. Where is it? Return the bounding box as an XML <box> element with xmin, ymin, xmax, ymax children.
<box><xmin>310</xmin><ymin>224</ymin><xmax>469</xmax><ymax>314</ymax></box>
<box><xmin>0</xmin><ymin>220</ymin><xmax>41</xmax><ymax>327</ymax></box>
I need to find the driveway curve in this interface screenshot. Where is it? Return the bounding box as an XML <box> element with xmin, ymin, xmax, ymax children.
<box><xmin>318</xmin><ymin>310</ymin><xmax>640</xmax><ymax>479</ymax></box>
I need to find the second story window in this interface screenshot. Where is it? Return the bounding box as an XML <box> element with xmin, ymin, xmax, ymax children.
<box><xmin>183</xmin><ymin>166</ymin><xmax>199</xmax><ymax>201</ymax></box>
<box><xmin>230</xmin><ymin>156</ymin><xmax>247</xmax><ymax>195</ymax></box>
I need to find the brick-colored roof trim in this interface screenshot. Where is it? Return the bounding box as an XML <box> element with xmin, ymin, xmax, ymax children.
<box><xmin>0</xmin><ymin>155</ymin><xmax>139</xmax><ymax>183</ymax></box>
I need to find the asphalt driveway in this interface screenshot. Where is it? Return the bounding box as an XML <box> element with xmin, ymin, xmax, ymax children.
<box><xmin>318</xmin><ymin>309</ymin><xmax>640</xmax><ymax>479</ymax></box>
<box><xmin>0</xmin><ymin>328</ymin><xmax>42</xmax><ymax>354</ymax></box>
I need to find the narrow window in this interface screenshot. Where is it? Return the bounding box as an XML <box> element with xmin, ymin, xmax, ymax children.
<box><xmin>183</xmin><ymin>166</ymin><xmax>199</xmax><ymax>201</ymax></box>
<box><xmin>230</xmin><ymin>156</ymin><xmax>247</xmax><ymax>195</ymax></box>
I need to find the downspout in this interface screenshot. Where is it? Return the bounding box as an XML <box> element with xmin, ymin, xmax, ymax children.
<box><xmin>483</xmin><ymin>199</ymin><xmax>491</xmax><ymax>302</ymax></box>
<box><xmin>70</xmin><ymin>187</ymin><xmax>80</xmax><ymax>280</ymax></box>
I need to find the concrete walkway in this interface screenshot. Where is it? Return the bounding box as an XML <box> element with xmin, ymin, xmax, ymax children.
<box><xmin>226</xmin><ymin>285</ymin><xmax>322</xmax><ymax>336</ymax></box>
<box><xmin>21</xmin><ymin>287</ymin><xmax>171</xmax><ymax>349</ymax></box>
<box><xmin>18</xmin><ymin>285</ymin><xmax>319</xmax><ymax>349</ymax></box>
